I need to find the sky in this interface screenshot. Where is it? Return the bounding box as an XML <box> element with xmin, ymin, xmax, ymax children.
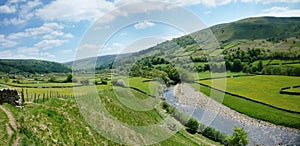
<box><xmin>0</xmin><ymin>0</ymin><xmax>299</xmax><ymax>63</ymax></box>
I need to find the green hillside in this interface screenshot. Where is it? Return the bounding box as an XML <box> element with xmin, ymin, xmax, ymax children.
<box><xmin>76</xmin><ymin>17</ymin><xmax>300</xmax><ymax>71</ymax></box>
<box><xmin>0</xmin><ymin>59</ymin><xmax>71</xmax><ymax>74</ymax></box>
<box><xmin>208</xmin><ymin>17</ymin><xmax>300</xmax><ymax>43</ymax></box>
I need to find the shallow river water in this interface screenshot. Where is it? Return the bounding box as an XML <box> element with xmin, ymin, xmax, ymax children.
<box><xmin>164</xmin><ymin>87</ymin><xmax>300</xmax><ymax>145</ymax></box>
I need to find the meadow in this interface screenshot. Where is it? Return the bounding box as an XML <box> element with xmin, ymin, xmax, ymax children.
<box><xmin>0</xmin><ymin>75</ymin><xmax>220</xmax><ymax>145</ymax></box>
<box><xmin>199</xmin><ymin>75</ymin><xmax>300</xmax><ymax>112</ymax></box>
<box><xmin>191</xmin><ymin>75</ymin><xmax>300</xmax><ymax>129</ymax></box>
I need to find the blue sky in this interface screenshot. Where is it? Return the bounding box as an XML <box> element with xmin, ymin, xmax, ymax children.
<box><xmin>0</xmin><ymin>0</ymin><xmax>299</xmax><ymax>62</ymax></box>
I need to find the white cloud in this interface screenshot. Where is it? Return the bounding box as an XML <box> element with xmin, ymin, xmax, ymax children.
<box><xmin>64</xmin><ymin>33</ymin><xmax>74</xmax><ymax>39</ymax></box>
<box><xmin>34</xmin><ymin>39</ymin><xmax>68</xmax><ymax>50</ymax></box>
<box><xmin>259</xmin><ymin>7</ymin><xmax>300</xmax><ymax>17</ymax></box>
<box><xmin>114</xmin><ymin>0</ymin><xmax>233</xmax><ymax>7</ymax></box>
<box><xmin>60</xmin><ymin>49</ymin><xmax>73</xmax><ymax>54</ymax></box>
<box><xmin>240</xmin><ymin>0</ymin><xmax>300</xmax><ymax>4</ymax></box>
<box><xmin>120</xmin><ymin>32</ymin><xmax>127</xmax><ymax>36</ymax></box>
<box><xmin>76</xmin><ymin>44</ymin><xmax>104</xmax><ymax>59</ymax></box>
<box><xmin>134</xmin><ymin>21</ymin><xmax>155</xmax><ymax>29</ymax></box>
<box><xmin>0</xmin><ymin>50</ymin><xmax>13</xmax><ymax>58</ymax></box>
<box><xmin>17</xmin><ymin>47</ymin><xmax>39</xmax><ymax>56</ymax></box>
<box><xmin>0</xmin><ymin>34</ymin><xmax>17</xmax><ymax>48</ymax></box>
<box><xmin>40</xmin><ymin>52</ymin><xmax>55</xmax><ymax>58</ymax></box>
<box><xmin>8</xmin><ymin>22</ymin><xmax>65</xmax><ymax>39</ymax></box>
<box><xmin>112</xmin><ymin>43</ymin><xmax>123</xmax><ymax>47</ymax></box>
<box><xmin>204</xmin><ymin>11</ymin><xmax>212</xmax><ymax>15</ymax></box>
<box><xmin>36</xmin><ymin>0</ymin><xmax>115</xmax><ymax>22</ymax></box>
<box><xmin>1</xmin><ymin>0</ymin><xmax>42</xmax><ymax>25</ymax></box>
<box><xmin>0</xmin><ymin>5</ymin><xmax>17</xmax><ymax>13</ymax></box>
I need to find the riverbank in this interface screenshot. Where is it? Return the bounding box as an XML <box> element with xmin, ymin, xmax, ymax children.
<box><xmin>173</xmin><ymin>84</ymin><xmax>300</xmax><ymax>133</ymax></box>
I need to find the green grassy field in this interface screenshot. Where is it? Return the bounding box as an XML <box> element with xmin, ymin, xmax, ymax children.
<box><xmin>190</xmin><ymin>83</ymin><xmax>300</xmax><ymax>129</ymax></box>
<box><xmin>0</xmin><ymin>109</ymin><xmax>9</xmax><ymax>146</ymax></box>
<box><xmin>200</xmin><ymin>75</ymin><xmax>300</xmax><ymax>112</ymax></box>
<box><xmin>1</xmin><ymin>81</ymin><xmax>219</xmax><ymax>145</ymax></box>
<box><xmin>198</xmin><ymin>71</ymin><xmax>247</xmax><ymax>80</ymax></box>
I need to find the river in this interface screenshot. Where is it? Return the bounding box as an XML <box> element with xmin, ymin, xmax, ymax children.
<box><xmin>163</xmin><ymin>86</ymin><xmax>300</xmax><ymax>145</ymax></box>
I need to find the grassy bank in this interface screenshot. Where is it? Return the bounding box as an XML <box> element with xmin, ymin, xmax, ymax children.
<box><xmin>190</xmin><ymin>83</ymin><xmax>300</xmax><ymax>129</ymax></box>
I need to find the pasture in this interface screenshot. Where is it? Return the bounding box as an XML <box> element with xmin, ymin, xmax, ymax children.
<box><xmin>200</xmin><ymin>75</ymin><xmax>300</xmax><ymax>112</ymax></box>
<box><xmin>0</xmin><ymin>74</ymin><xmax>219</xmax><ymax>145</ymax></box>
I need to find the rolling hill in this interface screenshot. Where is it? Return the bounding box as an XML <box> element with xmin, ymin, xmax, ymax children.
<box><xmin>70</xmin><ymin>17</ymin><xmax>300</xmax><ymax>70</ymax></box>
<box><xmin>0</xmin><ymin>59</ymin><xmax>71</xmax><ymax>74</ymax></box>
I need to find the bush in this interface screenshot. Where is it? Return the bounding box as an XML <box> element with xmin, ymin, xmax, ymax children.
<box><xmin>226</xmin><ymin>126</ymin><xmax>249</xmax><ymax>146</ymax></box>
<box><xmin>199</xmin><ymin>124</ymin><xmax>227</xmax><ymax>144</ymax></box>
<box><xmin>162</xmin><ymin>101</ymin><xmax>170</xmax><ymax>109</ymax></box>
<box><xmin>186</xmin><ymin>118</ymin><xmax>199</xmax><ymax>133</ymax></box>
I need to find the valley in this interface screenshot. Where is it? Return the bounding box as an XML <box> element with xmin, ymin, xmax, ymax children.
<box><xmin>0</xmin><ymin>16</ymin><xmax>300</xmax><ymax>145</ymax></box>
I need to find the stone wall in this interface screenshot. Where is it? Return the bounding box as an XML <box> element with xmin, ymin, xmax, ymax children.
<box><xmin>0</xmin><ymin>88</ymin><xmax>21</xmax><ymax>106</ymax></box>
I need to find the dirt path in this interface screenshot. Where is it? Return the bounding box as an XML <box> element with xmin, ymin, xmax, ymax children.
<box><xmin>0</xmin><ymin>105</ymin><xmax>20</xmax><ymax>146</ymax></box>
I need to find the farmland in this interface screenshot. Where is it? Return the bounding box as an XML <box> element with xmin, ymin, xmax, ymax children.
<box><xmin>0</xmin><ymin>75</ymin><xmax>221</xmax><ymax>145</ymax></box>
<box><xmin>193</xmin><ymin>75</ymin><xmax>300</xmax><ymax>129</ymax></box>
<box><xmin>199</xmin><ymin>75</ymin><xmax>300</xmax><ymax>112</ymax></box>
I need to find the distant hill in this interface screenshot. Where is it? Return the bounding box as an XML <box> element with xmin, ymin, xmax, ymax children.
<box><xmin>65</xmin><ymin>53</ymin><xmax>132</xmax><ymax>70</ymax></box>
<box><xmin>0</xmin><ymin>59</ymin><xmax>71</xmax><ymax>74</ymax></box>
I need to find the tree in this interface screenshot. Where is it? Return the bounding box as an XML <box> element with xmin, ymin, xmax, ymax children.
<box><xmin>232</xmin><ymin>59</ymin><xmax>243</xmax><ymax>72</ymax></box>
<box><xmin>65</xmin><ymin>74</ymin><xmax>73</xmax><ymax>83</ymax></box>
<box><xmin>226</xmin><ymin>126</ymin><xmax>249</xmax><ymax>146</ymax></box>
<box><xmin>186</xmin><ymin>118</ymin><xmax>199</xmax><ymax>133</ymax></box>
<box><xmin>257</xmin><ymin>60</ymin><xmax>263</xmax><ymax>72</ymax></box>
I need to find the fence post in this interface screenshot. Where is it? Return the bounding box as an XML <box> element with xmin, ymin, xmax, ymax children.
<box><xmin>21</xmin><ymin>88</ymin><xmax>25</xmax><ymax>106</ymax></box>
<box><xmin>26</xmin><ymin>89</ymin><xmax>29</xmax><ymax>102</ymax></box>
<box><xmin>34</xmin><ymin>93</ymin><xmax>36</xmax><ymax>103</ymax></box>
<box><xmin>37</xmin><ymin>94</ymin><xmax>40</xmax><ymax>103</ymax></box>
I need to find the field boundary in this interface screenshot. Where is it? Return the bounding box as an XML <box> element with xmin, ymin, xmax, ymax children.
<box><xmin>280</xmin><ymin>86</ymin><xmax>300</xmax><ymax>95</ymax></box>
<box><xmin>198</xmin><ymin>74</ymin><xmax>255</xmax><ymax>81</ymax></box>
<box><xmin>194</xmin><ymin>81</ymin><xmax>300</xmax><ymax>114</ymax></box>
<box><xmin>0</xmin><ymin>82</ymin><xmax>85</xmax><ymax>88</ymax></box>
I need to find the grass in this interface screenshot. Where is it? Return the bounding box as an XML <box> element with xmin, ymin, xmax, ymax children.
<box><xmin>200</xmin><ymin>75</ymin><xmax>300</xmax><ymax>112</ymax></box>
<box><xmin>269</xmin><ymin>60</ymin><xmax>300</xmax><ymax>65</ymax></box>
<box><xmin>0</xmin><ymin>108</ymin><xmax>9</xmax><ymax>146</ymax></box>
<box><xmin>190</xmin><ymin>78</ymin><xmax>300</xmax><ymax>129</ymax></box>
<box><xmin>2</xmin><ymin>83</ymin><xmax>220</xmax><ymax>145</ymax></box>
<box><xmin>198</xmin><ymin>71</ymin><xmax>247</xmax><ymax>80</ymax></box>
<box><xmin>113</xmin><ymin>76</ymin><xmax>161</xmax><ymax>96</ymax></box>
<box><xmin>0</xmin><ymin>84</ymin><xmax>8</xmax><ymax>89</ymax></box>
<box><xmin>4</xmin><ymin>99</ymin><xmax>118</xmax><ymax>145</ymax></box>
<box><xmin>286</xmin><ymin>87</ymin><xmax>300</xmax><ymax>92</ymax></box>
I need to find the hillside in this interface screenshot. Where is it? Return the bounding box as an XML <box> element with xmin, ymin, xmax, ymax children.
<box><xmin>208</xmin><ymin>17</ymin><xmax>300</xmax><ymax>43</ymax></box>
<box><xmin>0</xmin><ymin>59</ymin><xmax>71</xmax><ymax>74</ymax></box>
<box><xmin>73</xmin><ymin>17</ymin><xmax>300</xmax><ymax>70</ymax></box>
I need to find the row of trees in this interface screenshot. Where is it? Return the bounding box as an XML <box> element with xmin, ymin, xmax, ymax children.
<box><xmin>162</xmin><ymin>101</ymin><xmax>249</xmax><ymax>145</ymax></box>
<box><xmin>192</xmin><ymin>48</ymin><xmax>300</xmax><ymax>75</ymax></box>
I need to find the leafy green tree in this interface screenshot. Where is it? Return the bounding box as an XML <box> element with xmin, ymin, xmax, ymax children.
<box><xmin>257</xmin><ymin>60</ymin><xmax>263</xmax><ymax>71</ymax></box>
<box><xmin>226</xmin><ymin>126</ymin><xmax>249</xmax><ymax>146</ymax></box>
<box><xmin>232</xmin><ymin>59</ymin><xmax>243</xmax><ymax>72</ymax></box>
<box><xmin>4</xmin><ymin>77</ymin><xmax>9</xmax><ymax>83</ymax></box>
<box><xmin>65</xmin><ymin>74</ymin><xmax>73</xmax><ymax>83</ymax></box>
<box><xmin>186</xmin><ymin>118</ymin><xmax>199</xmax><ymax>133</ymax></box>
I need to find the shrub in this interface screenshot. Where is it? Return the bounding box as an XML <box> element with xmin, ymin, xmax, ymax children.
<box><xmin>186</xmin><ymin>118</ymin><xmax>199</xmax><ymax>133</ymax></box>
<box><xmin>226</xmin><ymin>126</ymin><xmax>249</xmax><ymax>146</ymax></box>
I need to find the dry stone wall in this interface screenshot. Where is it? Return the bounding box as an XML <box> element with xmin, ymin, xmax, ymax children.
<box><xmin>0</xmin><ymin>88</ymin><xmax>21</xmax><ymax>106</ymax></box>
